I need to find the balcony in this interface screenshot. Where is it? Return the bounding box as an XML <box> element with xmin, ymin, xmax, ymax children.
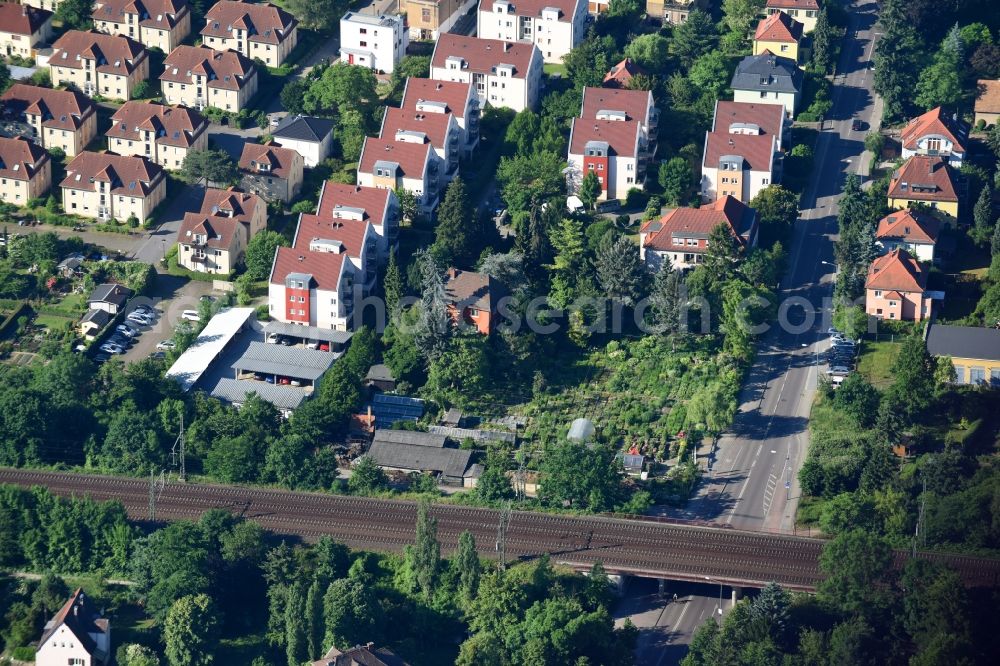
<box><xmin>649</xmin><ymin>108</ymin><xmax>659</xmax><ymax>132</ymax></box>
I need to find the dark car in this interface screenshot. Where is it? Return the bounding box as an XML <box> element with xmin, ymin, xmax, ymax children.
<box><xmin>851</xmin><ymin>119</ymin><xmax>864</xmax><ymax>131</ymax></box>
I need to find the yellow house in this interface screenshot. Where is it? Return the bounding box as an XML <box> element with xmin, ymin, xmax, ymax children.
<box><xmin>106</xmin><ymin>101</ymin><xmax>209</xmax><ymax>171</ymax></box>
<box><xmin>926</xmin><ymin>324</ymin><xmax>1000</xmax><ymax>387</ymax></box>
<box><xmin>200</xmin><ymin>1</ymin><xmax>298</xmax><ymax>68</ymax></box>
<box><xmin>92</xmin><ymin>0</ymin><xmax>193</xmax><ymax>53</ymax></box>
<box><xmin>49</xmin><ymin>30</ymin><xmax>150</xmax><ymax>102</ymax></box>
<box><xmin>61</xmin><ymin>152</ymin><xmax>166</xmax><ymax>223</ymax></box>
<box><xmin>0</xmin><ymin>2</ymin><xmax>53</xmax><ymax>59</ymax></box>
<box><xmin>0</xmin><ymin>84</ymin><xmax>98</xmax><ymax>157</ymax></box>
<box><xmin>160</xmin><ymin>45</ymin><xmax>258</xmax><ymax>113</ymax></box>
<box><xmin>0</xmin><ymin>136</ymin><xmax>51</xmax><ymax>206</ymax></box>
<box><xmin>753</xmin><ymin>11</ymin><xmax>803</xmax><ymax>65</ymax></box>
<box><xmin>887</xmin><ymin>155</ymin><xmax>960</xmax><ymax>221</ymax></box>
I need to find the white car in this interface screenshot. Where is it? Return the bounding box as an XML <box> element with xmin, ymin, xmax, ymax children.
<box><xmin>828</xmin><ymin>366</ymin><xmax>852</xmax><ymax>376</ymax></box>
<box><xmin>116</xmin><ymin>325</ymin><xmax>138</xmax><ymax>338</ymax></box>
<box><xmin>156</xmin><ymin>339</ymin><xmax>176</xmax><ymax>350</ymax></box>
<box><xmin>181</xmin><ymin>310</ymin><xmax>201</xmax><ymax>322</ymax></box>
<box><xmin>100</xmin><ymin>342</ymin><xmax>125</xmax><ymax>354</ymax></box>
<box><xmin>127</xmin><ymin>313</ymin><xmax>152</xmax><ymax>326</ymax></box>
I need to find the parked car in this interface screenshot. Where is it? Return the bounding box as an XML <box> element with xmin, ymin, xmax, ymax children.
<box><xmin>116</xmin><ymin>325</ymin><xmax>138</xmax><ymax>338</ymax></box>
<box><xmin>851</xmin><ymin>119</ymin><xmax>864</xmax><ymax>131</ymax></box>
<box><xmin>127</xmin><ymin>312</ymin><xmax>152</xmax><ymax>326</ymax></box>
<box><xmin>266</xmin><ymin>332</ymin><xmax>280</xmax><ymax>344</ymax></box>
<box><xmin>181</xmin><ymin>310</ymin><xmax>200</xmax><ymax>322</ymax></box>
<box><xmin>200</xmin><ymin>295</ymin><xmax>216</xmax><ymax>302</ymax></box>
<box><xmin>150</xmin><ymin>351</ymin><xmax>166</xmax><ymax>360</ymax></box>
<box><xmin>100</xmin><ymin>342</ymin><xmax>125</xmax><ymax>354</ymax></box>
<box><xmin>93</xmin><ymin>353</ymin><xmax>111</xmax><ymax>363</ymax></box>
<box><xmin>828</xmin><ymin>366</ymin><xmax>852</xmax><ymax>376</ymax></box>
<box><xmin>74</xmin><ymin>344</ymin><xmax>87</xmax><ymax>352</ymax></box>
<box><xmin>156</xmin><ymin>340</ymin><xmax>176</xmax><ymax>350</ymax></box>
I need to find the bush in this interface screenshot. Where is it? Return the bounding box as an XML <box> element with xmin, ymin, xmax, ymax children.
<box><xmin>11</xmin><ymin>646</ymin><xmax>35</xmax><ymax>661</ymax></box>
<box><xmin>625</xmin><ymin>188</ymin><xmax>647</xmax><ymax>209</ymax></box>
<box><xmin>132</xmin><ymin>80</ymin><xmax>153</xmax><ymax>99</ymax></box>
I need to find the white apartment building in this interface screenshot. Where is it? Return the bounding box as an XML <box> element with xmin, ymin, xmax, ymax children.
<box><xmin>700</xmin><ymin>100</ymin><xmax>785</xmax><ymax>203</ymax></box>
<box><xmin>268</xmin><ymin>246</ymin><xmax>356</xmax><ymax>331</ymax></box>
<box><xmin>316</xmin><ymin>181</ymin><xmax>400</xmax><ymax>262</ymax></box>
<box><xmin>357</xmin><ymin>135</ymin><xmax>437</xmax><ymax>216</ymax></box>
<box><xmin>430</xmin><ymin>33</ymin><xmax>542</xmax><ymax>112</ymax></box>
<box><xmin>477</xmin><ymin>0</ymin><xmax>587</xmax><ymax>64</ymax></box>
<box><xmin>380</xmin><ymin>106</ymin><xmax>461</xmax><ymax>184</ymax></box>
<box><xmin>294</xmin><ymin>213</ymin><xmax>380</xmax><ymax>296</ymax></box>
<box><xmin>339</xmin><ymin>12</ymin><xmax>409</xmax><ymax>74</ymax></box>
<box><xmin>566</xmin><ymin>118</ymin><xmax>642</xmax><ymax>201</ymax></box>
<box><xmin>401</xmin><ymin>77</ymin><xmax>480</xmax><ymax>158</ymax></box>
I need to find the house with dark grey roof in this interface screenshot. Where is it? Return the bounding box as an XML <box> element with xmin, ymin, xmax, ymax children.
<box><xmin>35</xmin><ymin>588</ymin><xmax>110</xmax><ymax>665</ymax></box>
<box><xmin>211</xmin><ymin>377</ymin><xmax>309</xmax><ymax>417</ymax></box>
<box><xmin>731</xmin><ymin>51</ymin><xmax>803</xmax><ymax>117</ymax></box>
<box><xmin>79</xmin><ymin>308</ymin><xmax>111</xmax><ymax>340</ymax></box>
<box><xmin>364</xmin><ymin>440</ymin><xmax>480</xmax><ymax>486</ymax></box>
<box><xmin>272</xmin><ymin>115</ymin><xmax>336</xmax><ymax>167</ymax></box>
<box><xmin>232</xmin><ymin>341</ymin><xmax>338</xmax><ymax>388</ymax></box>
<box><xmin>925</xmin><ymin>324</ymin><xmax>1000</xmax><ymax>386</ymax></box>
<box><xmin>313</xmin><ymin>642</ymin><xmax>411</xmax><ymax>666</ymax></box>
<box><xmin>87</xmin><ymin>283</ymin><xmax>131</xmax><ymax>314</ymax></box>
<box><xmin>373</xmin><ymin>429</ymin><xmax>447</xmax><ymax>448</ymax></box>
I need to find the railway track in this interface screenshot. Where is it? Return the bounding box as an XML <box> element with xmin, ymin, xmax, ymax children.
<box><xmin>2</xmin><ymin>468</ymin><xmax>998</xmax><ymax>591</ymax></box>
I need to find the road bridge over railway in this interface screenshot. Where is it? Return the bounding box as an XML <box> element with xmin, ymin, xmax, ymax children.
<box><xmin>2</xmin><ymin>469</ymin><xmax>999</xmax><ymax>592</ymax></box>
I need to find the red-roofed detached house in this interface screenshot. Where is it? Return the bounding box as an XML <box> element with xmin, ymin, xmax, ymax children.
<box><xmin>752</xmin><ymin>11</ymin><xmax>803</xmax><ymax>65</ymax></box>
<box><xmin>900</xmin><ymin>106</ymin><xmax>968</xmax><ymax>167</ymax></box>
<box><xmin>177</xmin><ymin>187</ymin><xmax>265</xmax><ymax>274</ymax></box>
<box><xmin>201</xmin><ymin>0</ymin><xmax>298</xmax><ymax>67</ymax></box>
<box><xmin>35</xmin><ymin>588</ymin><xmax>111</xmax><ymax>666</ymax></box>
<box><xmin>875</xmin><ymin>208</ymin><xmax>940</xmax><ymax>263</ymax></box>
<box><xmin>0</xmin><ymin>2</ymin><xmax>52</xmax><ymax>59</ymax></box>
<box><xmin>865</xmin><ymin>248</ymin><xmax>933</xmax><ymax>322</ymax></box>
<box><xmin>238</xmin><ymin>141</ymin><xmax>304</xmax><ymax>203</ymax></box>
<box><xmin>640</xmin><ymin>195</ymin><xmax>759</xmax><ymax>271</ymax></box>
<box><xmin>0</xmin><ymin>135</ymin><xmax>51</xmax><ymax>205</ymax></box>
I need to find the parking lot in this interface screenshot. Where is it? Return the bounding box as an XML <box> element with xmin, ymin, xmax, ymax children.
<box><xmin>825</xmin><ymin>328</ymin><xmax>861</xmax><ymax>385</ymax></box>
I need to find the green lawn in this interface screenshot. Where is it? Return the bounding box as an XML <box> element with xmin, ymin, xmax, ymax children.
<box><xmin>856</xmin><ymin>340</ymin><xmax>901</xmax><ymax>389</ymax></box>
<box><xmin>544</xmin><ymin>63</ymin><xmax>568</xmax><ymax>77</ymax></box>
<box><xmin>34</xmin><ymin>313</ymin><xmax>74</xmax><ymax>331</ymax></box>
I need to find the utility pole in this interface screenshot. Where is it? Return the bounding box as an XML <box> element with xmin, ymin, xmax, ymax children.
<box><xmin>171</xmin><ymin>413</ymin><xmax>186</xmax><ymax>482</ymax></box>
<box><xmin>913</xmin><ymin>476</ymin><xmax>927</xmax><ymax>556</ymax></box>
<box><xmin>495</xmin><ymin>501</ymin><xmax>512</xmax><ymax>571</ymax></box>
<box><xmin>148</xmin><ymin>469</ymin><xmax>165</xmax><ymax>521</ymax></box>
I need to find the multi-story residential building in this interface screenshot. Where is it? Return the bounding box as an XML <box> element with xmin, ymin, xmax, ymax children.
<box><xmin>701</xmin><ymin>100</ymin><xmax>784</xmax><ymax>203</ymax></box>
<box><xmin>900</xmin><ymin>106</ymin><xmax>968</xmax><ymax>167</ymax></box>
<box><xmin>294</xmin><ymin>211</ymin><xmax>380</xmax><ymax>296</ymax></box>
<box><xmin>92</xmin><ymin>0</ymin><xmax>192</xmax><ymax>52</ymax></box>
<box><xmin>17</xmin><ymin>0</ymin><xmax>63</xmax><ymax>11</ymax></box>
<box><xmin>875</xmin><ymin>208</ymin><xmax>940</xmax><ymax>263</ymax></box>
<box><xmin>580</xmin><ymin>86</ymin><xmax>658</xmax><ymax>146</ymax></box>
<box><xmin>567</xmin><ymin>118</ymin><xmax>643</xmax><ymax>202</ymax></box>
<box><xmin>339</xmin><ymin>11</ymin><xmax>408</xmax><ymax>74</ymax></box>
<box><xmin>974</xmin><ymin>79</ymin><xmax>1000</xmax><ymax>127</ymax></box>
<box><xmin>752</xmin><ymin>11</ymin><xmax>803</xmax><ymax>65</ymax></box>
<box><xmin>357</xmin><ymin>134</ymin><xmax>437</xmax><ymax>215</ymax></box>
<box><xmin>401</xmin><ymin>77</ymin><xmax>479</xmax><ymax>158</ymax></box>
<box><xmin>381</xmin><ymin>106</ymin><xmax>461</xmax><ymax>184</ymax></box>
<box><xmin>200</xmin><ymin>0</ymin><xmax>298</xmax><ymax>68</ymax></box>
<box><xmin>0</xmin><ymin>83</ymin><xmax>97</xmax><ymax>156</ymax></box>
<box><xmin>430</xmin><ymin>33</ymin><xmax>542</xmax><ymax>112</ymax></box>
<box><xmin>60</xmin><ymin>151</ymin><xmax>166</xmax><ymax>223</ymax></box>
<box><xmin>160</xmin><ymin>45</ymin><xmax>258</xmax><ymax>112</ymax></box>
<box><xmin>177</xmin><ymin>187</ymin><xmax>265</xmax><ymax>274</ymax></box>
<box><xmin>0</xmin><ymin>2</ymin><xmax>52</xmax><ymax>59</ymax></box>
<box><xmin>238</xmin><ymin>142</ymin><xmax>303</xmax><ymax>203</ymax></box>
<box><xmin>926</xmin><ymin>324</ymin><xmax>1000</xmax><ymax>387</ymax></box>
<box><xmin>49</xmin><ymin>30</ymin><xmax>150</xmax><ymax>102</ymax></box>
<box><xmin>269</xmin><ymin>245</ymin><xmax>356</xmax><ymax>331</ymax></box>
<box><xmin>639</xmin><ymin>195</ymin><xmax>758</xmax><ymax>271</ymax></box>
<box><xmin>645</xmin><ymin>0</ymin><xmax>708</xmax><ymax>24</ymax></box>
<box><xmin>887</xmin><ymin>155</ymin><xmax>960</xmax><ymax>221</ymax></box>
<box><xmin>106</xmin><ymin>101</ymin><xmax>208</xmax><ymax>170</ymax></box>
<box><xmin>35</xmin><ymin>589</ymin><xmax>111</xmax><ymax>666</ymax></box>
<box><xmin>270</xmin><ymin>115</ymin><xmax>335</xmax><ymax>167</ymax></box>
<box><xmin>865</xmin><ymin>248</ymin><xmax>933</xmax><ymax>322</ymax></box>
<box><xmin>731</xmin><ymin>51</ymin><xmax>803</xmax><ymax>117</ymax></box>
<box><xmin>477</xmin><ymin>0</ymin><xmax>587</xmax><ymax>64</ymax></box>
<box><xmin>765</xmin><ymin>0</ymin><xmax>819</xmax><ymax>33</ymax></box>
<box><xmin>0</xmin><ymin>136</ymin><xmax>51</xmax><ymax>206</ymax></box>
<box><xmin>400</xmin><ymin>0</ymin><xmax>476</xmax><ymax>40</ymax></box>
<box><xmin>316</xmin><ymin>181</ymin><xmax>400</xmax><ymax>262</ymax></box>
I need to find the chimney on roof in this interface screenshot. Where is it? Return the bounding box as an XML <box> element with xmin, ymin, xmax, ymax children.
<box><xmin>504</xmin><ymin>42</ymin><xmax>511</xmax><ymax>52</ymax></box>
<box><xmin>366</xmin><ymin>642</ymin><xmax>375</xmax><ymax>650</ymax></box>
<box><xmin>928</xmin><ymin>160</ymin><xmax>933</xmax><ymax>175</ymax></box>
<box><xmin>298</xmin><ymin>255</ymin><xmax>304</xmax><ymax>261</ymax></box>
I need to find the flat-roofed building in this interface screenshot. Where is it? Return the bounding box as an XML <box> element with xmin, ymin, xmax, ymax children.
<box><xmin>339</xmin><ymin>11</ymin><xmax>408</xmax><ymax>74</ymax></box>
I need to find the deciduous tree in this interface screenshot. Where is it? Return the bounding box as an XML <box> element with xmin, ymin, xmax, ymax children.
<box><xmin>179</xmin><ymin>149</ymin><xmax>237</xmax><ymax>187</ymax></box>
<box><xmin>244</xmin><ymin>230</ymin><xmax>289</xmax><ymax>281</ymax></box>
<box><xmin>348</xmin><ymin>455</ymin><xmax>388</xmax><ymax>496</ymax></box>
<box><xmin>578</xmin><ymin>170</ymin><xmax>602</xmax><ymax>212</ymax></box>
<box><xmin>164</xmin><ymin>594</ymin><xmax>219</xmax><ymax>666</ymax></box>
<box><xmin>658</xmin><ymin>157</ymin><xmax>692</xmax><ymax>206</ymax></box>
<box><xmin>455</xmin><ymin>530</ymin><xmax>481</xmax><ymax>603</ymax></box>
<box><xmin>412</xmin><ymin>499</ymin><xmax>440</xmax><ymax>598</ymax></box>
<box><xmin>623</xmin><ymin>33</ymin><xmax>670</xmax><ymax>72</ymax></box>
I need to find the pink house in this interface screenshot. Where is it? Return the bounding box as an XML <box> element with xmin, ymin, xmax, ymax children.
<box><xmin>865</xmin><ymin>248</ymin><xmax>932</xmax><ymax>322</ymax></box>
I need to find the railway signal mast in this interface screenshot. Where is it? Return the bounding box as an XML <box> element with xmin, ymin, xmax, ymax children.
<box><xmin>148</xmin><ymin>469</ymin><xmax>165</xmax><ymax>521</ymax></box>
<box><xmin>171</xmin><ymin>413</ymin><xmax>186</xmax><ymax>482</ymax></box>
<box><xmin>496</xmin><ymin>501</ymin><xmax>512</xmax><ymax>570</ymax></box>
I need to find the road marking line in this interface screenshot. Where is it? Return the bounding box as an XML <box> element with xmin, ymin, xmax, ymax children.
<box><xmin>656</xmin><ymin>597</ymin><xmax>693</xmax><ymax>666</ymax></box>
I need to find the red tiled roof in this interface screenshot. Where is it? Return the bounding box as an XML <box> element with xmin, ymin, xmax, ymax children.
<box><xmin>0</xmin><ymin>2</ymin><xmax>51</xmax><ymax>35</ymax></box>
<box><xmin>401</xmin><ymin>78</ymin><xmax>472</xmax><ymax>118</ymax></box>
<box><xmin>107</xmin><ymin>101</ymin><xmax>207</xmax><ymax>148</ymax></box>
<box><xmin>316</xmin><ymin>182</ymin><xmax>393</xmax><ymax>227</ymax></box>
<box><xmin>900</xmin><ymin>106</ymin><xmax>966</xmax><ymax>153</ymax></box>
<box><xmin>754</xmin><ymin>11</ymin><xmax>803</xmax><ymax>43</ymax></box>
<box><xmin>61</xmin><ymin>151</ymin><xmax>163</xmax><ymax>196</ymax></box>
<box><xmin>713</xmin><ymin>100</ymin><xmax>785</xmax><ymax>139</ymax></box>
<box><xmin>568</xmin><ymin>118</ymin><xmax>640</xmax><ymax>158</ymax></box>
<box><xmin>1</xmin><ymin>83</ymin><xmax>95</xmax><ymax>131</ymax></box>
<box><xmin>642</xmin><ymin>196</ymin><xmax>754</xmax><ymax>253</ymax></box>
<box><xmin>766</xmin><ymin>0</ymin><xmax>818</xmax><ymax>9</ymax></box>
<box><xmin>39</xmin><ymin>589</ymin><xmax>106</xmax><ymax>656</ymax></box>
<box><xmin>703</xmin><ymin>132</ymin><xmax>775</xmax><ymax>172</ymax></box>
<box><xmin>358</xmin><ymin>136</ymin><xmax>431</xmax><ymax>179</ymax></box>
<box><xmin>202</xmin><ymin>0</ymin><xmax>297</xmax><ymax>45</ymax></box>
<box><xmin>888</xmin><ymin>155</ymin><xmax>958</xmax><ymax>203</ymax></box>
<box><xmin>602</xmin><ymin>58</ymin><xmax>646</xmax><ymax>89</ymax></box>
<box><xmin>178</xmin><ymin>212</ymin><xmax>241</xmax><ymax>250</ymax></box>
<box><xmin>199</xmin><ymin>186</ymin><xmax>262</xmax><ymax>224</ymax></box>
<box><xmin>431</xmin><ymin>33</ymin><xmax>535</xmax><ymax>78</ymax></box>
<box><xmin>0</xmin><ymin>136</ymin><xmax>49</xmax><ymax>182</ymax></box>
<box><xmin>975</xmin><ymin>80</ymin><xmax>1000</xmax><ymax>114</ymax></box>
<box><xmin>270</xmin><ymin>245</ymin><xmax>347</xmax><ymax>291</ymax></box>
<box><xmin>381</xmin><ymin>106</ymin><xmax>454</xmax><ymax>149</ymax></box>
<box><xmin>239</xmin><ymin>142</ymin><xmax>299</xmax><ymax>180</ymax></box>
<box><xmin>866</xmin><ymin>248</ymin><xmax>927</xmax><ymax>293</ymax></box>
<box><xmin>294</xmin><ymin>213</ymin><xmax>372</xmax><ymax>257</ymax></box>
<box><xmin>581</xmin><ymin>87</ymin><xmax>653</xmax><ymax>126</ymax></box>
<box><xmin>51</xmin><ymin>30</ymin><xmax>148</xmax><ymax>75</ymax></box>
<box><xmin>93</xmin><ymin>0</ymin><xmax>189</xmax><ymax>30</ymax></box>
<box><xmin>161</xmin><ymin>45</ymin><xmax>255</xmax><ymax>91</ymax></box>
<box><xmin>485</xmin><ymin>0</ymin><xmax>579</xmax><ymax>20</ymax></box>
<box><xmin>876</xmin><ymin>209</ymin><xmax>939</xmax><ymax>245</ymax></box>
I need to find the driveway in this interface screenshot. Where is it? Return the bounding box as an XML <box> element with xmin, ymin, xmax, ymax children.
<box><xmin>131</xmin><ymin>184</ymin><xmax>207</xmax><ymax>264</ymax></box>
<box><xmin>209</xmin><ymin>123</ymin><xmax>264</xmax><ymax>161</ymax></box>
<box><xmin>12</xmin><ymin>223</ymin><xmax>141</xmax><ymax>256</ymax></box>
<box><xmin>118</xmin><ymin>273</ymin><xmax>216</xmax><ymax>364</ymax></box>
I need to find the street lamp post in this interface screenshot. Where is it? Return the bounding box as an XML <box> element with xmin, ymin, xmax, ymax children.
<box><xmin>704</xmin><ymin>576</ymin><xmax>724</xmax><ymax>616</ymax></box>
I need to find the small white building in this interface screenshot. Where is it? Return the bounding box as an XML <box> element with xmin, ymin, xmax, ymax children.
<box><xmin>477</xmin><ymin>0</ymin><xmax>587</xmax><ymax>64</ymax></box>
<box><xmin>36</xmin><ymin>589</ymin><xmax>111</xmax><ymax>666</ymax></box>
<box><xmin>339</xmin><ymin>12</ymin><xmax>409</xmax><ymax>74</ymax></box>
<box><xmin>271</xmin><ymin>115</ymin><xmax>336</xmax><ymax>168</ymax></box>
<box><xmin>430</xmin><ymin>33</ymin><xmax>542</xmax><ymax>112</ymax></box>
